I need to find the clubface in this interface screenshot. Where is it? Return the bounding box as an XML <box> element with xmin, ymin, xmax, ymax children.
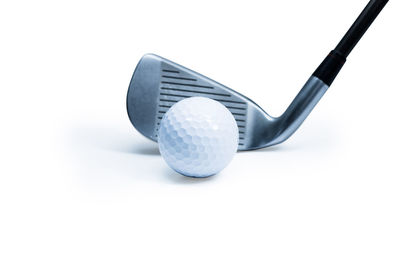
<box><xmin>127</xmin><ymin>54</ymin><xmax>275</xmax><ymax>151</ymax></box>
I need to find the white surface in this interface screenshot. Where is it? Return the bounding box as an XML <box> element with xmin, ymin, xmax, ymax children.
<box><xmin>0</xmin><ymin>0</ymin><xmax>399</xmax><ymax>264</ymax></box>
<box><xmin>159</xmin><ymin>97</ymin><xmax>238</xmax><ymax>178</ymax></box>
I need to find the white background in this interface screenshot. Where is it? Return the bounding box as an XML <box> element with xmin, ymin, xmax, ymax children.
<box><xmin>1</xmin><ymin>0</ymin><xmax>399</xmax><ymax>264</ymax></box>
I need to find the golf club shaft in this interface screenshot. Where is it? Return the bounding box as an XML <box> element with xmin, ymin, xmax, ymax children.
<box><xmin>276</xmin><ymin>0</ymin><xmax>388</xmax><ymax>145</ymax></box>
<box><xmin>313</xmin><ymin>0</ymin><xmax>389</xmax><ymax>86</ymax></box>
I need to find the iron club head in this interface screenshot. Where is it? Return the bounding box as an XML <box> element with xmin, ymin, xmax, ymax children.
<box><xmin>127</xmin><ymin>0</ymin><xmax>388</xmax><ymax>151</ymax></box>
<box><xmin>126</xmin><ymin>54</ymin><xmax>325</xmax><ymax>151</ymax></box>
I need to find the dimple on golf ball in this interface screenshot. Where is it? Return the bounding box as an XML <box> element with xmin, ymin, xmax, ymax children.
<box><xmin>158</xmin><ymin>97</ymin><xmax>238</xmax><ymax>178</ymax></box>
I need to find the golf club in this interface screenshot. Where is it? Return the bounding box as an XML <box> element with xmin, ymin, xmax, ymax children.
<box><xmin>127</xmin><ymin>0</ymin><xmax>389</xmax><ymax>151</ymax></box>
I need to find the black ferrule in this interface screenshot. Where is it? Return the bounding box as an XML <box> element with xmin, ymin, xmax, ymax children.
<box><xmin>312</xmin><ymin>50</ymin><xmax>346</xmax><ymax>86</ymax></box>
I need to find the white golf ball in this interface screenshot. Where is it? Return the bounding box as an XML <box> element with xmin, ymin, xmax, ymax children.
<box><xmin>158</xmin><ymin>97</ymin><xmax>238</xmax><ymax>178</ymax></box>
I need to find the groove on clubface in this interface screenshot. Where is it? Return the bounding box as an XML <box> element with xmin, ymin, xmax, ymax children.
<box><xmin>161</xmin><ymin>75</ymin><xmax>197</xmax><ymax>81</ymax></box>
<box><xmin>160</xmin><ymin>87</ymin><xmax>231</xmax><ymax>97</ymax></box>
<box><xmin>155</xmin><ymin>66</ymin><xmax>248</xmax><ymax>148</ymax></box>
<box><xmin>161</xmin><ymin>81</ymin><xmax>214</xmax><ymax>89</ymax></box>
<box><xmin>162</xmin><ymin>69</ymin><xmax>179</xmax><ymax>74</ymax></box>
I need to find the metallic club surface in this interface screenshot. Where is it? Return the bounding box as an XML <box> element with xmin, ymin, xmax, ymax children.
<box><xmin>127</xmin><ymin>54</ymin><xmax>329</xmax><ymax>151</ymax></box>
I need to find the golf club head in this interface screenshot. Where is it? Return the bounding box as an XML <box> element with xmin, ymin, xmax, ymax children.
<box><xmin>127</xmin><ymin>54</ymin><xmax>276</xmax><ymax>151</ymax></box>
<box><xmin>127</xmin><ymin>1</ymin><xmax>388</xmax><ymax>152</ymax></box>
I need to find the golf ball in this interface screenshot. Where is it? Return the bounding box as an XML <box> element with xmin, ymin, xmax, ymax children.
<box><xmin>158</xmin><ymin>97</ymin><xmax>238</xmax><ymax>178</ymax></box>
